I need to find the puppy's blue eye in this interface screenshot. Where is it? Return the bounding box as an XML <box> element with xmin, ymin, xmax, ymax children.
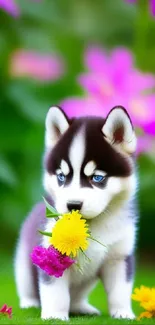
<box><xmin>57</xmin><ymin>173</ymin><xmax>66</xmax><ymax>183</ymax></box>
<box><xmin>92</xmin><ymin>175</ymin><xmax>104</xmax><ymax>183</ymax></box>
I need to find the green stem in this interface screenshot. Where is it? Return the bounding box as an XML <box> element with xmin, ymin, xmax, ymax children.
<box><xmin>89</xmin><ymin>236</ymin><xmax>106</xmax><ymax>248</ymax></box>
<box><xmin>38</xmin><ymin>230</ymin><xmax>52</xmax><ymax>237</ymax></box>
<box><xmin>80</xmin><ymin>248</ymin><xmax>91</xmax><ymax>262</ymax></box>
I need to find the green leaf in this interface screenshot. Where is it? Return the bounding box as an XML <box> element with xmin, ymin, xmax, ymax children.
<box><xmin>38</xmin><ymin>230</ymin><xmax>52</xmax><ymax>237</ymax></box>
<box><xmin>46</xmin><ymin>207</ymin><xmax>60</xmax><ymax>218</ymax></box>
<box><xmin>43</xmin><ymin>197</ymin><xmax>58</xmax><ymax>214</ymax></box>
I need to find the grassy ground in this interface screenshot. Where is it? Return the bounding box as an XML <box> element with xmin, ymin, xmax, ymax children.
<box><xmin>0</xmin><ymin>256</ymin><xmax>155</xmax><ymax>325</ymax></box>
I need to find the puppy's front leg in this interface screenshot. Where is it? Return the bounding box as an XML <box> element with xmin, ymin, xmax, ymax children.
<box><xmin>39</xmin><ymin>270</ymin><xmax>70</xmax><ymax>320</ymax></box>
<box><xmin>100</xmin><ymin>254</ymin><xmax>135</xmax><ymax>319</ymax></box>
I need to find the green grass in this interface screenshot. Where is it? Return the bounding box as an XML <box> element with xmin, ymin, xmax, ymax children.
<box><xmin>0</xmin><ymin>257</ymin><xmax>155</xmax><ymax>325</ymax></box>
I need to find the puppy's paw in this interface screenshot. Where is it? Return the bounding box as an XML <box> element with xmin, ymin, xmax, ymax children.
<box><xmin>41</xmin><ymin>310</ymin><xmax>69</xmax><ymax>321</ymax></box>
<box><xmin>20</xmin><ymin>298</ymin><xmax>40</xmax><ymax>308</ymax></box>
<box><xmin>71</xmin><ymin>302</ymin><xmax>101</xmax><ymax>316</ymax></box>
<box><xmin>111</xmin><ymin>308</ymin><xmax>135</xmax><ymax>319</ymax></box>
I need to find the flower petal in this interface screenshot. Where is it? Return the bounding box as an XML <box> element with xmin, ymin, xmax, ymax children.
<box><xmin>138</xmin><ymin>311</ymin><xmax>153</xmax><ymax>320</ymax></box>
<box><xmin>143</xmin><ymin>121</ymin><xmax>155</xmax><ymax>136</ymax></box>
<box><xmin>84</xmin><ymin>46</ymin><xmax>110</xmax><ymax>74</ymax></box>
<box><xmin>61</xmin><ymin>96</ymin><xmax>106</xmax><ymax>118</ymax></box>
<box><xmin>0</xmin><ymin>0</ymin><xmax>20</xmax><ymax>17</ymax></box>
<box><xmin>0</xmin><ymin>304</ymin><xmax>7</xmax><ymax>313</ymax></box>
<box><xmin>136</xmin><ymin>137</ymin><xmax>152</xmax><ymax>156</ymax></box>
<box><xmin>150</xmin><ymin>0</ymin><xmax>155</xmax><ymax>16</ymax></box>
<box><xmin>31</xmin><ymin>246</ymin><xmax>75</xmax><ymax>277</ymax></box>
<box><xmin>10</xmin><ymin>50</ymin><xmax>65</xmax><ymax>82</ymax></box>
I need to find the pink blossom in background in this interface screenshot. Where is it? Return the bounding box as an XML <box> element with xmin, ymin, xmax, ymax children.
<box><xmin>61</xmin><ymin>97</ymin><xmax>105</xmax><ymax>118</ymax></box>
<box><xmin>0</xmin><ymin>304</ymin><xmax>12</xmax><ymax>318</ymax></box>
<box><xmin>10</xmin><ymin>50</ymin><xmax>65</xmax><ymax>82</ymax></box>
<box><xmin>150</xmin><ymin>0</ymin><xmax>155</xmax><ymax>16</ymax></box>
<box><xmin>126</xmin><ymin>0</ymin><xmax>155</xmax><ymax>16</ymax></box>
<box><xmin>62</xmin><ymin>46</ymin><xmax>155</xmax><ymax>139</ymax></box>
<box><xmin>31</xmin><ymin>245</ymin><xmax>75</xmax><ymax>278</ymax></box>
<box><xmin>137</xmin><ymin>137</ymin><xmax>152</xmax><ymax>156</ymax></box>
<box><xmin>143</xmin><ymin>121</ymin><xmax>155</xmax><ymax>136</ymax></box>
<box><xmin>0</xmin><ymin>0</ymin><xmax>20</xmax><ymax>17</ymax></box>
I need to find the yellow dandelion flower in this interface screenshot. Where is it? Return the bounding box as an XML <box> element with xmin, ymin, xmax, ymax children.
<box><xmin>141</xmin><ymin>299</ymin><xmax>155</xmax><ymax>313</ymax></box>
<box><xmin>49</xmin><ymin>210</ymin><xmax>90</xmax><ymax>257</ymax></box>
<box><xmin>138</xmin><ymin>311</ymin><xmax>153</xmax><ymax>320</ymax></box>
<box><xmin>151</xmin><ymin>288</ymin><xmax>155</xmax><ymax>299</ymax></box>
<box><xmin>132</xmin><ymin>286</ymin><xmax>152</xmax><ymax>303</ymax></box>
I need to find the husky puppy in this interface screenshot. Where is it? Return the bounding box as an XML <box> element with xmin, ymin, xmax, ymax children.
<box><xmin>15</xmin><ymin>106</ymin><xmax>138</xmax><ymax>320</ymax></box>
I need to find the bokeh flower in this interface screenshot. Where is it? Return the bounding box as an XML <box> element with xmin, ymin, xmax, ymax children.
<box><xmin>138</xmin><ymin>311</ymin><xmax>153</xmax><ymax>320</ymax></box>
<box><xmin>141</xmin><ymin>299</ymin><xmax>155</xmax><ymax>313</ymax></box>
<box><xmin>0</xmin><ymin>0</ymin><xmax>20</xmax><ymax>17</ymax></box>
<box><xmin>126</xmin><ymin>0</ymin><xmax>155</xmax><ymax>17</ymax></box>
<box><xmin>132</xmin><ymin>285</ymin><xmax>152</xmax><ymax>303</ymax></box>
<box><xmin>62</xmin><ymin>46</ymin><xmax>155</xmax><ymax>141</ymax></box>
<box><xmin>50</xmin><ymin>211</ymin><xmax>90</xmax><ymax>257</ymax></box>
<box><xmin>10</xmin><ymin>50</ymin><xmax>65</xmax><ymax>82</ymax></box>
<box><xmin>31</xmin><ymin>245</ymin><xmax>75</xmax><ymax>277</ymax></box>
<box><xmin>0</xmin><ymin>304</ymin><xmax>12</xmax><ymax>318</ymax></box>
<box><xmin>137</xmin><ymin>137</ymin><xmax>153</xmax><ymax>156</ymax></box>
<box><xmin>132</xmin><ymin>286</ymin><xmax>155</xmax><ymax>319</ymax></box>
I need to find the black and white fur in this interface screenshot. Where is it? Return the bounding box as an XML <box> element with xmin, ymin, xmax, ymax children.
<box><xmin>15</xmin><ymin>106</ymin><xmax>138</xmax><ymax>320</ymax></box>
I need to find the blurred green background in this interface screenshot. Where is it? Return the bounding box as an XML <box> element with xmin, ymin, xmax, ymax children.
<box><xmin>0</xmin><ymin>0</ymin><xmax>155</xmax><ymax>265</ymax></box>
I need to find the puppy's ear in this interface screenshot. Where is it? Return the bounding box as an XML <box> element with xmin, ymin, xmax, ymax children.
<box><xmin>45</xmin><ymin>106</ymin><xmax>69</xmax><ymax>149</ymax></box>
<box><xmin>102</xmin><ymin>106</ymin><xmax>137</xmax><ymax>154</ymax></box>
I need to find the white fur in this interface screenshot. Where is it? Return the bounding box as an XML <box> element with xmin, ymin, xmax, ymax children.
<box><xmin>45</xmin><ymin>106</ymin><xmax>69</xmax><ymax>149</ymax></box>
<box><xmin>84</xmin><ymin>161</ymin><xmax>96</xmax><ymax>176</ymax></box>
<box><xmin>102</xmin><ymin>107</ymin><xmax>137</xmax><ymax>154</ymax></box>
<box><xmin>60</xmin><ymin>159</ymin><xmax>70</xmax><ymax>175</ymax></box>
<box><xmin>94</xmin><ymin>170</ymin><xmax>107</xmax><ymax>176</ymax></box>
<box><xmin>101</xmin><ymin>257</ymin><xmax>135</xmax><ymax>319</ymax></box>
<box><xmin>39</xmin><ymin>272</ymin><xmax>70</xmax><ymax>320</ymax></box>
<box><xmin>15</xmin><ymin>240</ymin><xmax>40</xmax><ymax>308</ymax></box>
<box><xmin>69</xmin><ymin>127</ymin><xmax>85</xmax><ymax>186</ymax></box>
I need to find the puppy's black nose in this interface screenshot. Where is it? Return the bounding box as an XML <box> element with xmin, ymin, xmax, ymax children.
<box><xmin>67</xmin><ymin>201</ymin><xmax>83</xmax><ymax>212</ymax></box>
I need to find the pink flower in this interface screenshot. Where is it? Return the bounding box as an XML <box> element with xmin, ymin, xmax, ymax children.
<box><xmin>31</xmin><ymin>246</ymin><xmax>75</xmax><ymax>277</ymax></box>
<box><xmin>61</xmin><ymin>96</ymin><xmax>105</xmax><ymax>118</ymax></box>
<box><xmin>126</xmin><ymin>0</ymin><xmax>155</xmax><ymax>16</ymax></box>
<box><xmin>10</xmin><ymin>50</ymin><xmax>65</xmax><ymax>82</ymax></box>
<box><xmin>62</xmin><ymin>46</ymin><xmax>155</xmax><ymax>137</ymax></box>
<box><xmin>137</xmin><ymin>137</ymin><xmax>151</xmax><ymax>155</ymax></box>
<box><xmin>0</xmin><ymin>0</ymin><xmax>20</xmax><ymax>17</ymax></box>
<box><xmin>0</xmin><ymin>304</ymin><xmax>12</xmax><ymax>318</ymax></box>
<box><xmin>143</xmin><ymin>121</ymin><xmax>155</xmax><ymax>135</ymax></box>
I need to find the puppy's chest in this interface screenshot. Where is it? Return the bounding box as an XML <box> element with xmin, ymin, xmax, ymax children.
<box><xmin>70</xmin><ymin>239</ymin><xmax>107</xmax><ymax>284</ymax></box>
<box><xmin>70</xmin><ymin>214</ymin><xmax>129</xmax><ymax>284</ymax></box>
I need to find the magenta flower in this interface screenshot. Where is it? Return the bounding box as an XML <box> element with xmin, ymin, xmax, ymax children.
<box><xmin>31</xmin><ymin>246</ymin><xmax>75</xmax><ymax>278</ymax></box>
<box><xmin>143</xmin><ymin>121</ymin><xmax>155</xmax><ymax>136</ymax></box>
<box><xmin>61</xmin><ymin>96</ymin><xmax>105</xmax><ymax>118</ymax></box>
<box><xmin>62</xmin><ymin>46</ymin><xmax>155</xmax><ymax>137</ymax></box>
<box><xmin>126</xmin><ymin>0</ymin><xmax>155</xmax><ymax>16</ymax></box>
<box><xmin>0</xmin><ymin>0</ymin><xmax>20</xmax><ymax>17</ymax></box>
<box><xmin>0</xmin><ymin>304</ymin><xmax>12</xmax><ymax>318</ymax></box>
<box><xmin>10</xmin><ymin>50</ymin><xmax>65</xmax><ymax>82</ymax></box>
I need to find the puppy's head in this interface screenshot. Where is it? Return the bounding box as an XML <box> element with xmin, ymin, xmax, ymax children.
<box><xmin>43</xmin><ymin>106</ymin><xmax>137</xmax><ymax>219</ymax></box>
